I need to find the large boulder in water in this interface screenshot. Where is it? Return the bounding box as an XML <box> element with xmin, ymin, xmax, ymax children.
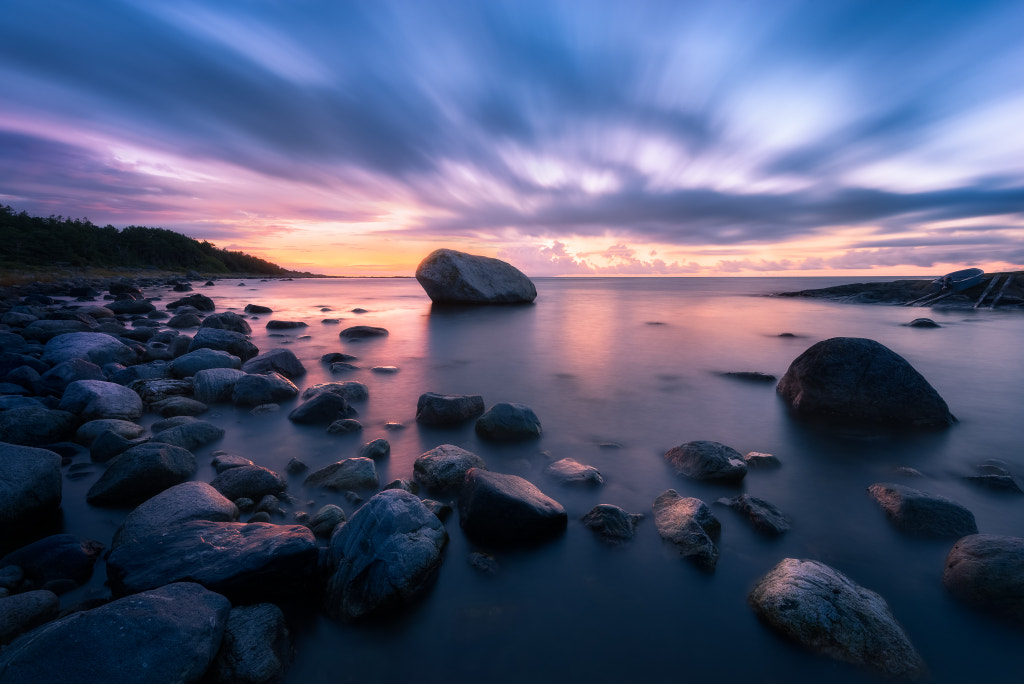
<box><xmin>664</xmin><ymin>440</ymin><xmax>747</xmax><ymax>484</ymax></box>
<box><xmin>324</xmin><ymin>489</ymin><xmax>448</xmax><ymax>620</ymax></box>
<box><xmin>458</xmin><ymin>469</ymin><xmax>566</xmax><ymax>544</ymax></box>
<box><xmin>0</xmin><ymin>582</ymin><xmax>229</xmax><ymax>683</ymax></box>
<box><xmin>112</xmin><ymin>481</ymin><xmax>238</xmax><ymax>549</ymax></box>
<box><xmin>85</xmin><ymin>442</ymin><xmax>196</xmax><ymax>507</ymax></box>
<box><xmin>58</xmin><ymin>380</ymin><xmax>143</xmax><ymax>421</ymax></box>
<box><xmin>652</xmin><ymin>490</ymin><xmax>720</xmax><ymax>572</ymax></box>
<box><xmin>415</xmin><ymin>248</ymin><xmax>537</xmax><ymax>304</ymax></box>
<box><xmin>749</xmin><ymin>558</ymin><xmax>926</xmax><ymax>679</ymax></box>
<box><xmin>776</xmin><ymin>337</ymin><xmax>953</xmax><ymax>429</ymax></box>
<box><xmin>942</xmin><ymin>534</ymin><xmax>1024</xmax><ymax>624</ymax></box>
<box><xmin>867</xmin><ymin>483</ymin><xmax>977</xmax><ymax>538</ymax></box>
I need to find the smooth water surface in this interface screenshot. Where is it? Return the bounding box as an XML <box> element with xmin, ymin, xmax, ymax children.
<box><xmin>56</xmin><ymin>276</ymin><xmax>1023</xmax><ymax>683</ymax></box>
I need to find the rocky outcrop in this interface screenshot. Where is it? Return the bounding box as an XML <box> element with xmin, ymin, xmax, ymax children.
<box><xmin>0</xmin><ymin>443</ymin><xmax>62</xmax><ymax>525</ymax></box>
<box><xmin>324</xmin><ymin>489</ymin><xmax>448</xmax><ymax>620</ymax></box>
<box><xmin>458</xmin><ymin>469</ymin><xmax>567</xmax><ymax>544</ymax></box>
<box><xmin>776</xmin><ymin>337</ymin><xmax>953</xmax><ymax>429</ymax></box>
<box><xmin>652</xmin><ymin>490</ymin><xmax>720</xmax><ymax>572</ymax></box>
<box><xmin>867</xmin><ymin>483</ymin><xmax>977</xmax><ymax>538</ymax></box>
<box><xmin>415</xmin><ymin>392</ymin><xmax>485</xmax><ymax>425</ymax></box>
<box><xmin>413</xmin><ymin>444</ymin><xmax>486</xmax><ymax>493</ymax></box>
<box><xmin>415</xmin><ymin>249</ymin><xmax>537</xmax><ymax>304</ymax></box>
<box><xmin>475</xmin><ymin>402</ymin><xmax>542</xmax><ymax>441</ymax></box>
<box><xmin>748</xmin><ymin>558</ymin><xmax>926</xmax><ymax>680</ymax></box>
<box><xmin>664</xmin><ymin>440</ymin><xmax>747</xmax><ymax>483</ymax></box>
<box><xmin>942</xmin><ymin>534</ymin><xmax>1024</xmax><ymax>623</ymax></box>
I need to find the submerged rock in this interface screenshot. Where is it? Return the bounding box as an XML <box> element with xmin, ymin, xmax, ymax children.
<box><xmin>716</xmin><ymin>494</ymin><xmax>791</xmax><ymax>536</ymax></box>
<box><xmin>776</xmin><ymin>337</ymin><xmax>953</xmax><ymax>429</ymax></box>
<box><xmin>415</xmin><ymin>392</ymin><xmax>485</xmax><ymax>426</ymax></box>
<box><xmin>581</xmin><ymin>504</ymin><xmax>643</xmax><ymax>544</ymax></box>
<box><xmin>339</xmin><ymin>325</ymin><xmax>388</xmax><ymax>339</ymax></box>
<box><xmin>748</xmin><ymin>558</ymin><xmax>926</xmax><ymax>680</ymax></box>
<box><xmin>867</xmin><ymin>483</ymin><xmax>978</xmax><ymax>538</ymax></box>
<box><xmin>415</xmin><ymin>248</ymin><xmax>537</xmax><ymax>304</ymax></box>
<box><xmin>942</xmin><ymin>534</ymin><xmax>1024</xmax><ymax>624</ymax></box>
<box><xmin>458</xmin><ymin>469</ymin><xmax>567</xmax><ymax>544</ymax></box>
<box><xmin>664</xmin><ymin>440</ymin><xmax>747</xmax><ymax>484</ymax></box>
<box><xmin>652</xmin><ymin>490</ymin><xmax>720</xmax><ymax>572</ymax></box>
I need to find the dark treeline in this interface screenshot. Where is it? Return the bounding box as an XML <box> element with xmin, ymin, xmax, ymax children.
<box><xmin>0</xmin><ymin>205</ymin><xmax>292</xmax><ymax>275</ymax></box>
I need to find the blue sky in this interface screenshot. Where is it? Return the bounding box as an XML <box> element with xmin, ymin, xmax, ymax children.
<box><xmin>1</xmin><ymin>0</ymin><xmax>1022</xmax><ymax>275</ymax></box>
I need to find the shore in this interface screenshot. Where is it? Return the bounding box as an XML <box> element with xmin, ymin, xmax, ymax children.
<box><xmin>773</xmin><ymin>271</ymin><xmax>1024</xmax><ymax>309</ymax></box>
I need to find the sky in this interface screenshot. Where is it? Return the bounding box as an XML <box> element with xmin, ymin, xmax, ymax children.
<box><xmin>1</xmin><ymin>0</ymin><xmax>1023</xmax><ymax>277</ymax></box>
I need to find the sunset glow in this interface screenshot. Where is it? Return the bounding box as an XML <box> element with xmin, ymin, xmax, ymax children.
<box><xmin>2</xmin><ymin>0</ymin><xmax>1022</xmax><ymax>276</ymax></box>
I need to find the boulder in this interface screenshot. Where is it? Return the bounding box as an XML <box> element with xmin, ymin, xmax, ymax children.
<box><xmin>0</xmin><ymin>591</ymin><xmax>59</xmax><ymax>645</ymax></box>
<box><xmin>358</xmin><ymin>438</ymin><xmax>389</xmax><ymax>460</ymax></box>
<box><xmin>324</xmin><ymin>489</ymin><xmax>448</xmax><ymax>620</ymax></box>
<box><xmin>128</xmin><ymin>378</ymin><xmax>194</xmax><ymax>404</ymax></box>
<box><xmin>287</xmin><ymin>392</ymin><xmax>355</xmax><ymax>425</ymax></box>
<box><xmin>339</xmin><ymin>326</ymin><xmax>388</xmax><ymax>339</ymax></box>
<box><xmin>652</xmin><ymin>490</ymin><xmax>720</xmax><ymax>572</ymax></box>
<box><xmin>207</xmin><ymin>603</ymin><xmax>292</xmax><ymax>684</ymax></box>
<box><xmin>776</xmin><ymin>337</ymin><xmax>953</xmax><ymax>428</ymax></box>
<box><xmin>716</xmin><ymin>494</ymin><xmax>792</xmax><ymax>536</ymax></box>
<box><xmin>0</xmin><ymin>582</ymin><xmax>230</xmax><ymax>684</ymax></box>
<box><xmin>152</xmin><ymin>420</ymin><xmax>224</xmax><ymax>451</ymax></box>
<box><xmin>41</xmin><ymin>332</ymin><xmax>136</xmax><ymax>367</ymax></box>
<box><xmin>21</xmin><ymin>320</ymin><xmax>94</xmax><ymax>342</ymax></box>
<box><xmin>244</xmin><ymin>304</ymin><xmax>273</xmax><ymax>314</ymax></box>
<box><xmin>581</xmin><ymin>504</ymin><xmax>643</xmax><ymax>544</ymax></box>
<box><xmin>231</xmin><ymin>373</ymin><xmax>299</xmax><ymax>407</ymax></box>
<box><xmin>942</xmin><ymin>534</ymin><xmax>1024</xmax><ymax>623</ymax></box>
<box><xmin>458</xmin><ymin>469</ymin><xmax>566</xmax><ymax>544</ymax></box>
<box><xmin>327</xmin><ymin>419</ymin><xmax>363</xmax><ymax>434</ymax></box>
<box><xmin>200</xmin><ymin>312</ymin><xmax>252</xmax><ymax>334</ymax></box>
<box><xmin>188</xmin><ymin>328</ymin><xmax>258</xmax><ymax>362</ymax></box>
<box><xmin>867</xmin><ymin>483</ymin><xmax>978</xmax><ymax>538</ymax></box>
<box><xmin>167</xmin><ymin>293</ymin><xmax>215</xmax><ymax>312</ymax></box>
<box><xmin>169</xmin><ymin>348</ymin><xmax>241</xmax><ymax>378</ymax></box>
<box><xmin>0</xmin><ymin>407</ymin><xmax>77</xmax><ymax>446</ymax></box>
<box><xmin>106</xmin><ymin>299</ymin><xmax>155</xmax><ymax>315</ymax></box>
<box><xmin>544</xmin><ymin>458</ymin><xmax>604</xmax><ymax>486</ymax></box>
<box><xmin>265</xmin><ymin>320</ymin><xmax>308</xmax><ymax>330</ymax></box>
<box><xmin>210</xmin><ymin>465</ymin><xmax>287</xmax><ymax>502</ymax></box>
<box><xmin>36</xmin><ymin>358</ymin><xmax>104</xmax><ymax>394</ymax></box>
<box><xmin>306</xmin><ymin>504</ymin><xmax>346</xmax><ymax>538</ymax></box>
<box><xmin>151</xmin><ymin>396</ymin><xmax>209</xmax><ymax>417</ymax></box>
<box><xmin>302</xmin><ymin>381</ymin><xmax>368</xmax><ymax>403</ymax></box>
<box><xmin>241</xmin><ymin>349</ymin><xmax>305</xmax><ymax>379</ymax></box>
<box><xmin>0</xmin><ymin>534</ymin><xmax>104</xmax><ymax>589</ymax></box>
<box><xmin>167</xmin><ymin>312</ymin><xmax>202</xmax><ymax>328</ymax></box>
<box><xmin>85</xmin><ymin>442</ymin><xmax>196</xmax><ymax>507</ymax></box>
<box><xmin>413</xmin><ymin>444</ymin><xmax>486</xmax><ymax>493</ymax></box>
<box><xmin>193</xmin><ymin>368</ymin><xmax>247</xmax><ymax>404</ymax></box>
<box><xmin>475</xmin><ymin>402</ymin><xmax>542</xmax><ymax>441</ymax></box>
<box><xmin>89</xmin><ymin>430</ymin><xmax>148</xmax><ymax>464</ymax></box>
<box><xmin>415</xmin><ymin>248</ymin><xmax>537</xmax><ymax>304</ymax></box>
<box><xmin>75</xmin><ymin>419</ymin><xmax>145</xmax><ymax>445</ymax></box>
<box><xmin>744</xmin><ymin>451</ymin><xmax>781</xmax><ymax>468</ymax></box>
<box><xmin>748</xmin><ymin>558</ymin><xmax>926</xmax><ymax>679</ymax></box>
<box><xmin>415</xmin><ymin>392</ymin><xmax>485</xmax><ymax>425</ymax></box>
<box><xmin>58</xmin><ymin>380</ymin><xmax>143</xmax><ymax>421</ymax></box>
<box><xmin>112</xmin><ymin>481</ymin><xmax>239</xmax><ymax>549</ymax></box>
<box><xmin>303</xmin><ymin>458</ymin><xmax>378</xmax><ymax>491</ymax></box>
<box><xmin>211</xmin><ymin>451</ymin><xmax>256</xmax><ymax>473</ymax></box>
<box><xmin>664</xmin><ymin>440</ymin><xmax>747</xmax><ymax>484</ymax></box>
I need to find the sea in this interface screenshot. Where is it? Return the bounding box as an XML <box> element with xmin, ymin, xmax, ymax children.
<box><xmin>56</xmin><ymin>276</ymin><xmax>1023</xmax><ymax>683</ymax></box>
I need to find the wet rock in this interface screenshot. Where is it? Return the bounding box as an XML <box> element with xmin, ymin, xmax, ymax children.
<box><xmin>265</xmin><ymin>320</ymin><xmax>308</xmax><ymax>330</ymax></box>
<box><xmin>112</xmin><ymin>481</ymin><xmax>239</xmax><ymax>549</ymax></box>
<box><xmin>211</xmin><ymin>451</ymin><xmax>256</xmax><ymax>473</ymax></box>
<box><xmin>303</xmin><ymin>458</ymin><xmax>378</xmax><ymax>491</ymax></box>
<box><xmin>581</xmin><ymin>504</ymin><xmax>643</xmax><ymax>543</ymax></box>
<box><xmin>169</xmin><ymin>348</ymin><xmax>241</xmax><ymax>378</ymax></box>
<box><xmin>319</xmin><ymin>353</ymin><xmax>358</xmax><ymax>364</ymax></box>
<box><xmin>329</xmin><ymin>362</ymin><xmax>359</xmax><ymax>373</ymax></box>
<box><xmin>468</xmin><ymin>552</ymin><xmax>500</xmax><ymax>575</ymax></box>
<box><xmin>211</xmin><ymin>465</ymin><xmax>287</xmax><ymax>502</ymax></box>
<box><xmin>721</xmin><ymin>371</ymin><xmax>777</xmax><ymax>382</ymax></box>
<box><xmin>458</xmin><ymin>469</ymin><xmax>567</xmax><ymax>544</ymax></box>
<box><xmin>327</xmin><ymin>419</ymin><xmax>363</xmax><ymax>434</ymax></box>
<box><xmin>201</xmin><ymin>312</ymin><xmax>252</xmax><ymax>334</ymax></box>
<box><xmin>152</xmin><ymin>420</ymin><xmax>224</xmax><ymax>451</ymax></box>
<box><xmin>370</xmin><ymin>365</ymin><xmax>399</xmax><ymax>374</ymax></box>
<box><xmin>151</xmin><ymin>396</ymin><xmax>209</xmax><ymax>417</ymax></box>
<box><xmin>413</xmin><ymin>444</ymin><xmax>486</xmax><ymax>493</ymax></box>
<box><xmin>75</xmin><ymin>418</ymin><xmax>145</xmax><ymax>445</ymax></box>
<box><xmin>36</xmin><ymin>358</ymin><xmax>104</xmax><ymax>394</ymax></box>
<box><xmin>0</xmin><ymin>534</ymin><xmax>104</xmax><ymax>588</ymax></box>
<box><xmin>339</xmin><ymin>325</ymin><xmax>388</xmax><ymax>339</ymax></box>
<box><xmin>0</xmin><ymin>583</ymin><xmax>230</xmax><ymax>684</ymax></box>
<box><xmin>306</xmin><ymin>504</ymin><xmax>346</xmax><ymax>538</ymax></box>
<box><xmin>0</xmin><ymin>443</ymin><xmax>62</xmax><ymax>526</ymax></box>
<box><xmin>716</xmin><ymin>494</ymin><xmax>792</xmax><ymax>536</ymax></box>
<box><xmin>942</xmin><ymin>534</ymin><xmax>1024</xmax><ymax>623</ymax></box>
<box><xmin>0</xmin><ymin>407</ymin><xmax>77</xmax><ymax>446</ymax></box>
<box><xmin>22</xmin><ymin>320</ymin><xmax>95</xmax><ymax>342</ymax></box>
<box><xmin>57</xmin><ymin>379</ymin><xmax>143</xmax><ymax>421</ymax></box>
<box><xmin>244</xmin><ymin>304</ymin><xmax>273</xmax><ymax>314</ymax></box>
<box><xmin>288</xmin><ymin>392</ymin><xmax>355</xmax><ymax>425</ymax></box>
<box><xmin>285</xmin><ymin>458</ymin><xmax>307</xmax><ymax>474</ymax></box>
<box><xmin>189</xmin><ymin>328</ymin><xmax>259</xmax><ymax>362</ymax></box>
<box><xmin>475</xmin><ymin>402</ymin><xmax>542</xmax><ymax>441</ymax></box>
<box><xmin>0</xmin><ymin>590</ymin><xmax>59</xmax><ymax>645</ymax></box>
<box><xmin>324</xmin><ymin>489</ymin><xmax>448</xmax><ymax>620</ymax></box>
<box><xmin>128</xmin><ymin>378</ymin><xmax>193</xmax><ymax>404</ymax></box>
<box><xmin>748</xmin><ymin>558</ymin><xmax>927</xmax><ymax>679</ymax></box>
<box><xmin>358</xmin><ymin>438</ymin><xmax>389</xmax><ymax>460</ymax></box>
<box><xmin>744</xmin><ymin>451</ymin><xmax>781</xmax><ymax>468</ymax></box>
<box><xmin>85</xmin><ymin>442</ymin><xmax>196</xmax><ymax>507</ymax></box>
<box><xmin>88</xmin><ymin>430</ymin><xmax>148</xmax><ymax>463</ymax></box>
<box><xmin>415</xmin><ymin>248</ymin><xmax>537</xmax><ymax>304</ymax></box>
<box><xmin>207</xmin><ymin>603</ymin><xmax>292</xmax><ymax>684</ymax></box>
<box><xmin>167</xmin><ymin>312</ymin><xmax>203</xmax><ymax>328</ymax></box>
<box><xmin>544</xmin><ymin>457</ymin><xmax>603</xmax><ymax>486</ymax></box>
<box><xmin>664</xmin><ymin>440</ymin><xmax>747</xmax><ymax>483</ymax></box>
<box><xmin>415</xmin><ymin>392</ymin><xmax>485</xmax><ymax>426</ymax></box>
<box><xmin>302</xmin><ymin>381</ymin><xmax>369</xmax><ymax>403</ymax></box>
<box><xmin>193</xmin><ymin>367</ymin><xmax>247</xmax><ymax>404</ymax></box>
<box><xmin>776</xmin><ymin>337</ymin><xmax>953</xmax><ymax>429</ymax></box>
<box><xmin>905</xmin><ymin>318</ymin><xmax>941</xmax><ymax>328</ymax></box>
<box><xmin>231</xmin><ymin>372</ymin><xmax>299</xmax><ymax>407</ymax></box>
<box><xmin>167</xmin><ymin>293</ymin><xmax>215</xmax><ymax>312</ymax></box>
<box><xmin>382</xmin><ymin>479</ymin><xmax>418</xmax><ymax>494</ymax></box>
<box><xmin>241</xmin><ymin>348</ymin><xmax>306</xmax><ymax>379</ymax></box>
<box><xmin>107</xmin><ymin>521</ymin><xmax>318</xmax><ymax>601</ymax></box>
<box><xmin>652</xmin><ymin>490</ymin><xmax>720</xmax><ymax>572</ymax></box>
<box><xmin>867</xmin><ymin>483</ymin><xmax>978</xmax><ymax>538</ymax></box>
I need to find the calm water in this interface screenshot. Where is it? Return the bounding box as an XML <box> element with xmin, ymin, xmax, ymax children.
<box><xmin>58</xmin><ymin>277</ymin><xmax>1023</xmax><ymax>683</ymax></box>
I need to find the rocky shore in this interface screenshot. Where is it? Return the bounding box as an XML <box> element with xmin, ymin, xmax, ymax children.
<box><xmin>774</xmin><ymin>271</ymin><xmax>1024</xmax><ymax>309</ymax></box>
<box><xmin>1</xmin><ymin>265</ymin><xmax>1022</xmax><ymax>682</ymax></box>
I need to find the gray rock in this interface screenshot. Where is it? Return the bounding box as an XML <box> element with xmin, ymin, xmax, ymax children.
<box><xmin>544</xmin><ymin>458</ymin><xmax>603</xmax><ymax>486</ymax></box>
<box><xmin>324</xmin><ymin>489</ymin><xmax>448</xmax><ymax>620</ymax></box>
<box><xmin>0</xmin><ymin>583</ymin><xmax>230</xmax><ymax>684</ymax></box>
<box><xmin>943</xmin><ymin>534</ymin><xmax>1024</xmax><ymax>623</ymax></box>
<box><xmin>41</xmin><ymin>331</ymin><xmax>136</xmax><ymax>366</ymax></box>
<box><xmin>303</xmin><ymin>458</ymin><xmax>378</xmax><ymax>491</ymax></box>
<box><xmin>128</xmin><ymin>378</ymin><xmax>194</xmax><ymax>404</ymax></box>
<box><xmin>0</xmin><ymin>590</ymin><xmax>59</xmax><ymax>645</ymax></box>
<box><xmin>244</xmin><ymin>304</ymin><xmax>273</xmax><ymax>314</ymax></box>
<box><xmin>207</xmin><ymin>603</ymin><xmax>292</xmax><ymax>684</ymax></box>
<box><xmin>358</xmin><ymin>438</ymin><xmax>389</xmax><ymax>460</ymax></box>
<box><xmin>169</xmin><ymin>348</ymin><xmax>241</xmax><ymax>378</ymax></box>
<box><xmin>152</xmin><ymin>420</ymin><xmax>224</xmax><ymax>451</ymax></box>
<box><xmin>777</xmin><ymin>337</ymin><xmax>953</xmax><ymax>428</ymax></box>
<box><xmin>339</xmin><ymin>325</ymin><xmax>388</xmax><ymax>339</ymax></box>
<box><xmin>749</xmin><ymin>558</ymin><xmax>927</xmax><ymax>679</ymax></box>
<box><xmin>58</xmin><ymin>379</ymin><xmax>143</xmax><ymax>421</ymax></box>
<box><xmin>475</xmin><ymin>402</ymin><xmax>542</xmax><ymax>441</ymax></box>
<box><xmin>415</xmin><ymin>392</ymin><xmax>485</xmax><ymax>425</ymax></box>
<box><xmin>0</xmin><ymin>407</ymin><xmax>77</xmax><ymax>446</ymax></box>
<box><xmin>302</xmin><ymin>381</ymin><xmax>368</xmax><ymax>403</ymax></box>
<box><xmin>329</xmin><ymin>362</ymin><xmax>359</xmax><ymax>373</ymax></box>
<box><xmin>327</xmin><ymin>419</ymin><xmax>363</xmax><ymax>434</ymax></box>
<box><xmin>211</xmin><ymin>465</ymin><xmax>287</xmax><ymax>501</ymax></box>
<box><xmin>88</xmin><ymin>430</ymin><xmax>148</xmax><ymax>463</ymax></box>
<box><xmin>652</xmin><ymin>490</ymin><xmax>720</xmax><ymax>572</ymax></box>
<box><xmin>241</xmin><ymin>348</ymin><xmax>306</xmax><ymax>379</ymax></box>
<box><xmin>319</xmin><ymin>353</ymin><xmax>358</xmax><ymax>364</ymax></box>
<box><xmin>581</xmin><ymin>504</ymin><xmax>643</xmax><ymax>543</ymax></box>
<box><xmin>189</xmin><ymin>328</ymin><xmax>259</xmax><ymax>362</ymax></box>
<box><xmin>664</xmin><ymin>440</ymin><xmax>747</xmax><ymax>484</ymax></box>
<box><xmin>716</xmin><ymin>494</ymin><xmax>792</xmax><ymax>536</ymax></box>
<box><xmin>413</xmin><ymin>444</ymin><xmax>486</xmax><ymax>493</ymax></box>
<box><xmin>905</xmin><ymin>318</ymin><xmax>940</xmax><ymax>328</ymax></box>
<box><xmin>0</xmin><ymin>443</ymin><xmax>62</xmax><ymax>525</ymax></box>
<box><xmin>151</xmin><ymin>396</ymin><xmax>209</xmax><ymax>417</ymax></box>
<box><xmin>167</xmin><ymin>312</ymin><xmax>203</xmax><ymax>328</ymax></box>
<box><xmin>744</xmin><ymin>451</ymin><xmax>781</xmax><ymax>468</ymax></box>
<box><xmin>415</xmin><ymin>248</ymin><xmax>537</xmax><ymax>304</ymax></box>
<box><xmin>287</xmin><ymin>392</ymin><xmax>355</xmax><ymax>425</ymax></box>
<box><xmin>193</xmin><ymin>368</ymin><xmax>247</xmax><ymax>403</ymax></box>
<box><xmin>306</xmin><ymin>504</ymin><xmax>346</xmax><ymax>538</ymax></box>
<box><xmin>867</xmin><ymin>483</ymin><xmax>977</xmax><ymax>538</ymax></box>
<box><xmin>382</xmin><ymin>478</ymin><xmax>419</xmax><ymax>494</ymax></box>
<box><xmin>265</xmin><ymin>320</ymin><xmax>308</xmax><ymax>330</ymax></box>
<box><xmin>211</xmin><ymin>452</ymin><xmax>256</xmax><ymax>473</ymax></box>
<box><xmin>151</xmin><ymin>415</ymin><xmax>200</xmax><ymax>433</ymax></box>
<box><xmin>201</xmin><ymin>312</ymin><xmax>252</xmax><ymax>334</ymax></box>
<box><xmin>75</xmin><ymin>418</ymin><xmax>145</xmax><ymax>445</ymax></box>
<box><xmin>106</xmin><ymin>299</ymin><xmax>155</xmax><ymax>315</ymax></box>
<box><xmin>85</xmin><ymin>442</ymin><xmax>196</xmax><ymax>507</ymax></box>
<box><xmin>458</xmin><ymin>469</ymin><xmax>567</xmax><ymax>544</ymax></box>
<box><xmin>37</xmin><ymin>358</ymin><xmax>104</xmax><ymax>394</ymax></box>
<box><xmin>112</xmin><ymin>481</ymin><xmax>239</xmax><ymax>549</ymax></box>
<box><xmin>0</xmin><ymin>534</ymin><xmax>104</xmax><ymax>588</ymax></box>
<box><xmin>106</xmin><ymin>521</ymin><xmax>318</xmax><ymax>601</ymax></box>
<box><xmin>232</xmin><ymin>372</ymin><xmax>299</xmax><ymax>407</ymax></box>
<box><xmin>21</xmin><ymin>320</ymin><xmax>95</xmax><ymax>342</ymax></box>
<box><xmin>167</xmin><ymin>293</ymin><xmax>215</xmax><ymax>312</ymax></box>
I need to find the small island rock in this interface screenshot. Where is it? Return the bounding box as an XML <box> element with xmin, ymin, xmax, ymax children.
<box><xmin>415</xmin><ymin>248</ymin><xmax>537</xmax><ymax>304</ymax></box>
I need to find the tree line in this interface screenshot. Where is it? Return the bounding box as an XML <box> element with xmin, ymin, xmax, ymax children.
<box><xmin>0</xmin><ymin>205</ymin><xmax>292</xmax><ymax>275</ymax></box>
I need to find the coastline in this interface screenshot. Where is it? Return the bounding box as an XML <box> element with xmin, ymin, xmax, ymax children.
<box><xmin>773</xmin><ymin>271</ymin><xmax>1024</xmax><ymax>309</ymax></box>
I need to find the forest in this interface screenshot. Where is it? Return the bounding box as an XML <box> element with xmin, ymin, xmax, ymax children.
<box><xmin>0</xmin><ymin>205</ymin><xmax>293</xmax><ymax>275</ymax></box>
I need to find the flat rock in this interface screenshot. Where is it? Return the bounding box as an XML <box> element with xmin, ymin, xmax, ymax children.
<box><xmin>112</xmin><ymin>481</ymin><xmax>239</xmax><ymax>549</ymax></box>
<box><xmin>324</xmin><ymin>489</ymin><xmax>448</xmax><ymax>620</ymax></box>
<box><xmin>241</xmin><ymin>348</ymin><xmax>306</xmax><ymax>379</ymax></box>
<box><xmin>776</xmin><ymin>337</ymin><xmax>953</xmax><ymax>429</ymax></box>
<box><xmin>303</xmin><ymin>457</ymin><xmax>378</xmax><ymax>491</ymax></box>
<box><xmin>415</xmin><ymin>248</ymin><xmax>537</xmax><ymax>304</ymax></box>
<box><xmin>339</xmin><ymin>326</ymin><xmax>388</xmax><ymax>339</ymax></box>
<box><xmin>0</xmin><ymin>443</ymin><xmax>62</xmax><ymax>525</ymax></box>
<box><xmin>85</xmin><ymin>442</ymin><xmax>196</xmax><ymax>507</ymax></box>
<box><xmin>415</xmin><ymin>392</ymin><xmax>485</xmax><ymax>425</ymax></box>
<box><xmin>716</xmin><ymin>494</ymin><xmax>792</xmax><ymax>536</ymax></box>
<box><xmin>544</xmin><ymin>458</ymin><xmax>603</xmax><ymax>486</ymax></box>
<box><xmin>413</xmin><ymin>444</ymin><xmax>486</xmax><ymax>493</ymax></box>
<box><xmin>581</xmin><ymin>504</ymin><xmax>643</xmax><ymax>543</ymax></box>
<box><xmin>265</xmin><ymin>320</ymin><xmax>308</xmax><ymax>330</ymax></box>
<box><xmin>653</xmin><ymin>490</ymin><xmax>720</xmax><ymax>572</ymax></box>
<box><xmin>475</xmin><ymin>402</ymin><xmax>542</xmax><ymax>441</ymax></box>
<box><xmin>942</xmin><ymin>534</ymin><xmax>1024</xmax><ymax>623</ymax></box>
<box><xmin>458</xmin><ymin>468</ymin><xmax>567</xmax><ymax>544</ymax></box>
<box><xmin>867</xmin><ymin>483</ymin><xmax>978</xmax><ymax>538</ymax></box>
<box><xmin>748</xmin><ymin>558</ymin><xmax>926</xmax><ymax>679</ymax></box>
<box><xmin>664</xmin><ymin>440</ymin><xmax>747</xmax><ymax>483</ymax></box>
<box><xmin>58</xmin><ymin>379</ymin><xmax>143</xmax><ymax>421</ymax></box>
